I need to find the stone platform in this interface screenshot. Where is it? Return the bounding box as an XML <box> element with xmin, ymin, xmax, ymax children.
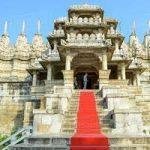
<box><xmin>10</xmin><ymin>135</ymin><xmax>150</xmax><ymax>150</ymax></box>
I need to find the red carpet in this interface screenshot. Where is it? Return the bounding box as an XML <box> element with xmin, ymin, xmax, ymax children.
<box><xmin>70</xmin><ymin>91</ymin><xmax>109</xmax><ymax>150</ymax></box>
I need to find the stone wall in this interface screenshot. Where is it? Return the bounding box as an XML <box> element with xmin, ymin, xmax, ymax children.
<box><xmin>0</xmin><ymin>101</ymin><xmax>25</xmax><ymax>134</ymax></box>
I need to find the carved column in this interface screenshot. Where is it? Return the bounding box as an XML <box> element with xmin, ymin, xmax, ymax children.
<box><xmin>117</xmin><ymin>69</ymin><xmax>121</xmax><ymax>79</ymax></box>
<box><xmin>65</xmin><ymin>55</ymin><xmax>72</xmax><ymax>70</ymax></box>
<box><xmin>121</xmin><ymin>63</ymin><xmax>126</xmax><ymax>80</ymax></box>
<box><xmin>62</xmin><ymin>70</ymin><xmax>74</xmax><ymax>87</ymax></box>
<box><xmin>47</xmin><ymin>63</ymin><xmax>52</xmax><ymax>82</ymax></box>
<box><xmin>63</xmin><ymin>54</ymin><xmax>73</xmax><ymax>87</ymax></box>
<box><xmin>135</xmin><ymin>71</ymin><xmax>140</xmax><ymax>86</ymax></box>
<box><xmin>32</xmin><ymin>71</ymin><xmax>37</xmax><ymax>86</ymax></box>
<box><xmin>102</xmin><ymin>51</ymin><xmax>107</xmax><ymax>70</ymax></box>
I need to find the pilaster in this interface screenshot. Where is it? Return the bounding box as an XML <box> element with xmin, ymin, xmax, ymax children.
<box><xmin>99</xmin><ymin>69</ymin><xmax>111</xmax><ymax>89</ymax></box>
<box><xmin>62</xmin><ymin>70</ymin><xmax>74</xmax><ymax>88</ymax></box>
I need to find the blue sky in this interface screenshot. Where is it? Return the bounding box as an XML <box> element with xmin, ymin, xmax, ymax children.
<box><xmin>0</xmin><ymin>0</ymin><xmax>149</xmax><ymax>43</ymax></box>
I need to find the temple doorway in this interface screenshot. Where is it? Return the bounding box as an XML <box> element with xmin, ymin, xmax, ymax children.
<box><xmin>75</xmin><ymin>72</ymin><xmax>99</xmax><ymax>89</ymax></box>
<box><xmin>72</xmin><ymin>53</ymin><xmax>100</xmax><ymax>89</ymax></box>
<box><xmin>74</xmin><ymin>66</ymin><xmax>99</xmax><ymax>89</ymax></box>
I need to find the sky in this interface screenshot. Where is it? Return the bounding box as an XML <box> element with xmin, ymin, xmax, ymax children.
<box><xmin>0</xmin><ymin>0</ymin><xmax>149</xmax><ymax>43</ymax></box>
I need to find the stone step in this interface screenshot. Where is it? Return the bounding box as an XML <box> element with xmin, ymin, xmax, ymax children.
<box><xmin>62</xmin><ymin>124</ymin><xmax>76</xmax><ymax>129</ymax></box>
<box><xmin>62</xmin><ymin>128</ymin><xmax>75</xmax><ymax>133</ymax></box>
<box><xmin>11</xmin><ymin>144</ymin><xmax>150</xmax><ymax>150</ymax></box>
<box><xmin>11</xmin><ymin>144</ymin><xmax>69</xmax><ymax>150</ymax></box>
<box><xmin>68</xmin><ymin>107</ymin><xmax>78</xmax><ymax>111</ymax></box>
<box><xmin>110</xmin><ymin>144</ymin><xmax>150</xmax><ymax>150</ymax></box>
<box><xmin>62</xmin><ymin>121</ymin><xmax>109</xmax><ymax>128</ymax></box>
<box><xmin>63</xmin><ymin>118</ymin><xmax>76</xmax><ymax>122</ymax></box>
<box><xmin>65</xmin><ymin>110</ymin><xmax>77</xmax><ymax>114</ymax></box>
<box><xmin>10</xmin><ymin>136</ymin><xmax>150</xmax><ymax>149</ymax></box>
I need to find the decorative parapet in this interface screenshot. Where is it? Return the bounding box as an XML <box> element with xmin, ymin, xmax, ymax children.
<box><xmin>61</xmin><ymin>33</ymin><xmax>111</xmax><ymax>47</ymax></box>
<box><xmin>54</xmin><ymin>17</ymin><xmax>67</xmax><ymax>23</ymax></box>
<box><xmin>66</xmin><ymin>17</ymin><xmax>103</xmax><ymax>26</ymax></box>
<box><xmin>69</xmin><ymin>4</ymin><xmax>101</xmax><ymax>11</ymax></box>
<box><xmin>50</xmin><ymin>29</ymin><xmax>65</xmax><ymax>37</ymax></box>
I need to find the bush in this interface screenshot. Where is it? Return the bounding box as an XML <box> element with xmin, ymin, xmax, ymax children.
<box><xmin>0</xmin><ymin>134</ymin><xmax>8</xmax><ymax>143</ymax></box>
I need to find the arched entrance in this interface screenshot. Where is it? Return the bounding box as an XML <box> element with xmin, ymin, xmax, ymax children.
<box><xmin>72</xmin><ymin>53</ymin><xmax>100</xmax><ymax>89</ymax></box>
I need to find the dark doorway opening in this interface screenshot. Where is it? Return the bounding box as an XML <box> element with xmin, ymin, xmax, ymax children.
<box><xmin>75</xmin><ymin>72</ymin><xmax>99</xmax><ymax>89</ymax></box>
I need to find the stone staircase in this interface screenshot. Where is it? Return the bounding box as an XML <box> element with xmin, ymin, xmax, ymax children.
<box><xmin>9</xmin><ymin>87</ymin><xmax>150</xmax><ymax>150</ymax></box>
<box><xmin>96</xmin><ymin>97</ymin><xmax>112</xmax><ymax>135</ymax></box>
<box><xmin>61</xmin><ymin>91</ymin><xmax>79</xmax><ymax>135</ymax></box>
<box><xmin>61</xmin><ymin>90</ymin><xmax>113</xmax><ymax>135</ymax></box>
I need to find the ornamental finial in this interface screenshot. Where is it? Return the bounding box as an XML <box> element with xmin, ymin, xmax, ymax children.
<box><xmin>131</xmin><ymin>21</ymin><xmax>136</xmax><ymax>36</ymax></box>
<box><xmin>4</xmin><ymin>21</ymin><xmax>8</xmax><ymax>35</ymax></box>
<box><xmin>37</xmin><ymin>20</ymin><xmax>41</xmax><ymax>34</ymax></box>
<box><xmin>148</xmin><ymin>20</ymin><xmax>150</xmax><ymax>34</ymax></box>
<box><xmin>21</xmin><ymin>20</ymin><xmax>26</xmax><ymax>34</ymax></box>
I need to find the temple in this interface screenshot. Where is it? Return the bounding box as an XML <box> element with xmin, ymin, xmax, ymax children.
<box><xmin>0</xmin><ymin>4</ymin><xmax>150</xmax><ymax>149</ymax></box>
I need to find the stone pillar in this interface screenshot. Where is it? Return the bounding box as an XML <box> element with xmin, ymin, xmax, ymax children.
<box><xmin>63</xmin><ymin>54</ymin><xmax>73</xmax><ymax>88</ymax></box>
<box><xmin>99</xmin><ymin>70</ymin><xmax>111</xmax><ymax>89</ymax></box>
<box><xmin>102</xmin><ymin>51</ymin><xmax>108</xmax><ymax>70</ymax></box>
<box><xmin>117</xmin><ymin>69</ymin><xmax>121</xmax><ymax>79</ymax></box>
<box><xmin>121</xmin><ymin>63</ymin><xmax>126</xmax><ymax>80</ymax></box>
<box><xmin>65</xmin><ymin>55</ymin><xmax>72</xmax><ymax>70</ymax></box>
<box><xmin>62</xmin><ymin>70</ymin><xmax>74</xmax><ymax>87</ymax></box>
<box><xmin>32</xmin><ymin>71</ymin><xmax>37</xmax><ymax>86</ymax></box>
<box><xmin>47</xmin><ymin>63</ymin><xmax>52</xmax><ymax>82</ymax></box>
<box><xmin>136</xmin><ymin>71</ymin><xmax>140</xmax><ymax>86</ymax></box>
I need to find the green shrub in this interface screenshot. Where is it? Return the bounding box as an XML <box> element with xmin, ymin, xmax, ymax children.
<box><xmin>0</xmin><ymin>134</ymin><xmax>8</xmax><ymax>142</ymax></box>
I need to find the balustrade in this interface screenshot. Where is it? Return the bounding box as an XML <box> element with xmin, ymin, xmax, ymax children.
<box><xmin>66</xmin><ymin>33</ymin><xmax>111</xmax><ymax>47</ymax></box>
<box><xmin>68</xmin><ymin>16</ymin><xmax>102</xmax><ymax>25</ymax></box>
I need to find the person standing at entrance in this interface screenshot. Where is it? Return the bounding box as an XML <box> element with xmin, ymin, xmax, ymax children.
<box><xmin>83</xmin><ymin>73</ymin><xmax>88</xmax><ymax>89</ymax></box>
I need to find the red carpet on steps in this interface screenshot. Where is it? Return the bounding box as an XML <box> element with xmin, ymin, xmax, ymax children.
<box><xmin>70</xmin><ymin>90</ymin><xmax>110</xmax><ymax>150</ymax></box>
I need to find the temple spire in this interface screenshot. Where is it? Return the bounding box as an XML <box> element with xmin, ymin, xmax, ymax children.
<box><xmin>131</xmin><ymin>21</ymin><xmax>136</xmax><ymax>36</ymax></box>
<box><xmin>21</xmin><ymin>20</ymin><xmax>26</xmax><ymax>34</ymax></box>
<box><xmin>148</xmin><ymin>20</ymin><xmax>150</xmax><ymax>34</ymax></box>
<box><xmin>37</xmin><ymin>20</ymin><xmax>41</xmax><ymax>34</ymax></box>
<box><xmin>4</xmin><ymin>21</ymin><xmax>8</xmax><ymax>35</ymax></box>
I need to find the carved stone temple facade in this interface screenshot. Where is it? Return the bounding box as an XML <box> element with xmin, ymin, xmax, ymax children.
<box><xmin>0</xmin><ymin>4</ymin><xmax>150</xmax><ymax>149</ymax></box>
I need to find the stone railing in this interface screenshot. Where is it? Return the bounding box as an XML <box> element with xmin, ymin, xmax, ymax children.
<box><xmin>31</xmin><ymin>86</ymin><xmax>45</xmax><ymax>94</ymax></box>
<box><xmin>54</xmin><ymin>17</ymin><xmax>67</xmax><ymax>23</ymax></box>
<box><xmin>66</xmin><ymin>17</ymin><xmax>103</xmax><ymax>26</ymax></box>
<box><xmin>62</xmin><ymin>33</ymin><xmax>111</xmax><ymax>47</ymax></box>
<box><xmin>50</xmin><ymin>29</ymin><xmax>65</xmax><ymax>37</ymax></box>
<box><xmin>70</xmin><ymin>4</ymin><xmax>100</xmax><ymax>10</ymax></box>
<box><xmin>0</xmin><ymin>126</ymin><xmax>33</xmax><ymax>150</ymax></box>
<box><xmin>45</xmin><ymin>80</ymin><xmax>64</xmax><ymax>87</ymax></box>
